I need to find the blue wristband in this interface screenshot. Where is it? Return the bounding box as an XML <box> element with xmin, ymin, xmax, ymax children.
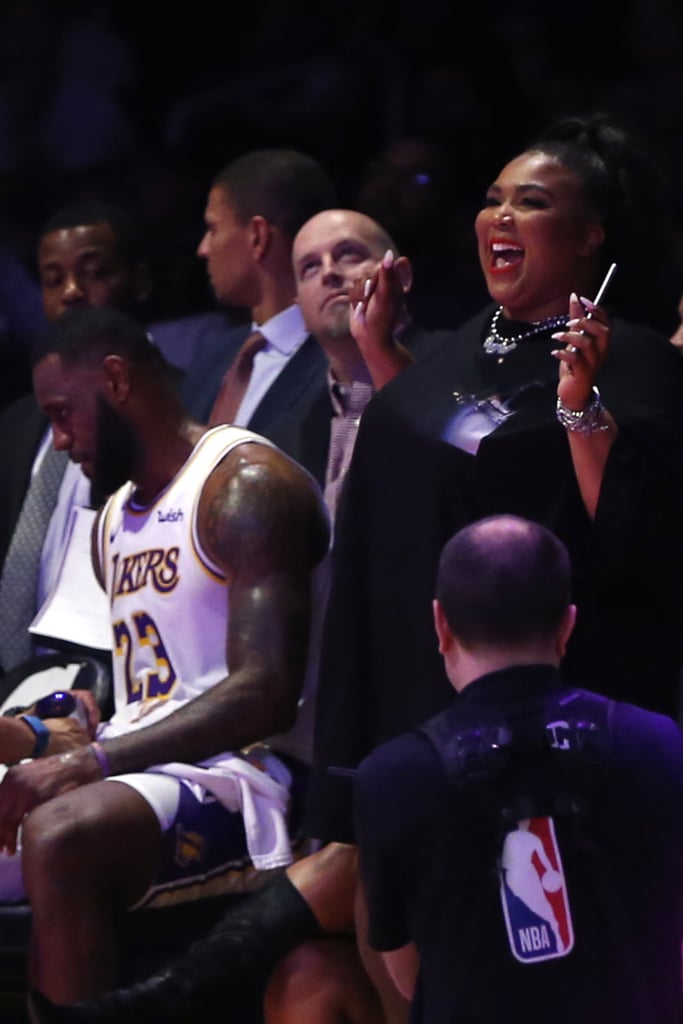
<box><xmin>21</xmin><ymin>715</ymin><xmax>50</xmax><ymax>758</ymax></box>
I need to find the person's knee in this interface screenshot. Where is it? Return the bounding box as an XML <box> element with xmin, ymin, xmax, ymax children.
<box><xmin>265</xmin><ymin>941</ymin><xmax>345</xmax><ymax>1023</ymax></box>
<box><xmin>22</xmin><ymin>782</ymin><xmax>159</xmax><ymax>900</ymax></box>
<box><xmin>286</xmin><ymin>842</ymin><xmax>359</xmax><ymax>933</ymax></box>
<box><xmin>22</xmin><ymin>791</ymin><xmax>94</xmax><ymax>878</ymax></box>
<box><xmin>264</xmin><ymin>937</ymin><xmax>383</xmax><ymax>1024</ymax></box>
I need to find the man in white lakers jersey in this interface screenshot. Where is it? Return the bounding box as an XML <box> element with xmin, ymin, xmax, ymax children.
<box><xmin>0</xmin><ymin>305</ymin><xmax>329</xmax><ymax>1010</ymax></box>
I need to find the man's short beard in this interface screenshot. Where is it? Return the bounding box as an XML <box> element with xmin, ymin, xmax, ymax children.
<box><xmin>324</xmin><ymin>309</ymin><xmax>352</xmax><ymax>341</ymax></box>
<box><xmin>92</xmin><ymin>397</ymin><xmax>138</xmax><ymax>496</ymax></box>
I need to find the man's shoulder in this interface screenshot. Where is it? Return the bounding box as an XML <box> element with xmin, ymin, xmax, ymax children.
<box><xmin>359</xmin><ymin>727</ymin><xmax>436</xmax><ymax>785</ymax></box>
<box><xmin>0</xmin><ymin>394</ymin><xmax>46</xmax><ymax>475</ymax></box>
<box><xmin>149</xmin><ymin>310</ymin><xmax>236</xmax><ymax>371</ymax></box>
<box><xmin>183</xmin><ymin>323</ymin><xmax>251</xmax><ymax>379</ymax></box>
<box><xmin>355</xmin><ymin>729</ymin><xmax>446</xmax><ymax>835</ymax></box>
<box><xmin>0</xmin><ymin>391</ymin><xmax>42</xmax><ymax>430</ymax></box>
<box><xmin>198</xmin><ymin>427</ymin><xmax>329</xmax><ymax>568</ymax></box>
<box><xmin>195</xmin><ymin>424</ymin><xmax>274</xmax><ymax>468</ymax></box>
<box><xmin>610</xmin><ymin>696</ymin><xmax>683</xmax><ymax>751</ymax></box>
<box><xmin>202</xmin><ymin>426</ymin><xmax>324</xmax><ymax>508</ymax></box>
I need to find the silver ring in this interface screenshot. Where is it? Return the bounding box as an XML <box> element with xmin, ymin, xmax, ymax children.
<box><xmin>566</xmin><ymin>345</ymin><xmax>579</xmax><ymax>354</ymax></box>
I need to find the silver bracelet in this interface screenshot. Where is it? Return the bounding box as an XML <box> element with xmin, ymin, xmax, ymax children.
<box><xmin>556</xmin><ymin>386</ymin><xmax>610</xmax><ymax>435</ymax></box>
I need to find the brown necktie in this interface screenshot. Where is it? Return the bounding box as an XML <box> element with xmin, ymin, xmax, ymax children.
<box><xmin>208</xmin><ymin>331</ymin><xmax>266</xmax><ymax>427</ymax></box>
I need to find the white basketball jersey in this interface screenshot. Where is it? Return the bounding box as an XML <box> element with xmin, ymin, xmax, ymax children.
<box><xmin>96</xmin><ymin>425</ymin><xmax>269</xmax><ymax>734</ymax></box>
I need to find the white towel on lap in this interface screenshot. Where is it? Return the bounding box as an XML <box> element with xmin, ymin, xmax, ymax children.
<box><xmin>152</xmin><ymin>747</ymin><xmax>293</xmax><ymax>870</ymax></box>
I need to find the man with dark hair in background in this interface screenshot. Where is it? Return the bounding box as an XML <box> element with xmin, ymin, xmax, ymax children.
<box><xmin>0</xmin><ymin>200</ymin><xmax>159</xmax><ymax>675</ymax></box>
<box><xmin>180</xmin><ymin>147</ymin><xmax>338</xmax><ymax>459</ymax></box>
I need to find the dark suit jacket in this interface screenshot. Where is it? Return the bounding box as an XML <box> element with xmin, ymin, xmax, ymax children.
<box><xmin>180</xmin><ymin>323</ymin><xmax>329</xmax><ymax>477</ymax></box>
<box><xmin>0</xmin><ymin>394</ymin><xmax>48</xmax><ymax>571</ymax></box>
<box><xmin>180</xmin><ymin>324</ymin><xmax>250</xmax><ymax>423</ymax></box>
<box><xmin>266</xmin><ymin>386</ymin><xmax>332</xmax><ymax>488</ymax></box>
<box><xmin>148</xmin><ymin>309</ymin><xmax>238</xmax><ymax>371</ymax></box>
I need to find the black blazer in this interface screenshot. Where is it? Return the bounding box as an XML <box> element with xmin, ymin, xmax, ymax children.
<box><xmin>266</xmin><ymin>384</ymin><xmax>332</xmax><ymax>488</ymax></box>
<box><xmin>0</xmin><ymin>394</ymin><xmax>49</xmax><ymax>571</ymax></box>
<box><xmin>181</xmin><ymin>325</ymin><xmax>328</xmax><ymax>434</ymax></box>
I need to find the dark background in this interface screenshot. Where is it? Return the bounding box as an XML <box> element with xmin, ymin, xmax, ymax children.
<box><xmin>2</xmin><ymin>0</ymin><xmax>682</xmax><ymax>326</ymax></box>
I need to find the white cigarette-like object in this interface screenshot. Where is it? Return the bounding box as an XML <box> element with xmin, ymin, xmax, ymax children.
<box><xmin>567</xmin><ymin>262</ymin><xmax>618</xmax><ymax>350</ymax></box>
<box><xmin>592</xmin><ymin>262</ymin><xmax>617</xmax><ymax>307</ymax></box>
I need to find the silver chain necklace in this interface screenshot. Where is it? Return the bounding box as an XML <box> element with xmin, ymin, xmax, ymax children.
<box><xmin>483</xmin><ymin>306</ymin><xmax>568</xmax><ymax>356</ymax></box>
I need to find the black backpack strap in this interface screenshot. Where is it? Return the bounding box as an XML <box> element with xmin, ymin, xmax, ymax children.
<box><xmin>420</xmin><ymin>702</ymin><xmax>512</xmax><ymax>789</ymax></box>
<box><xmin>419</xmin><ymin>687</ymin><xmax>614</xmax><ymax>838</ymax></box>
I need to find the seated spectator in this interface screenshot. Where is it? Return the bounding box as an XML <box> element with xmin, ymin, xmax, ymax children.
<box><xmin>270</xmin><ymin>207</ymin><xmax>453</xmax><ymax>509</ymax></box>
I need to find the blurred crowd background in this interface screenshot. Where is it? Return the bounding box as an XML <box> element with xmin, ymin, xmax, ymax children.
<box><xmin>2</xmin><ymin>0</ymin><xmax>683</xmax><ymax>334</ymax></box>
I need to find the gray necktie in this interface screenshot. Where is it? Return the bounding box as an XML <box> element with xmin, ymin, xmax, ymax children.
<box><xmin>0</xmin><ymin>444</ymin><xmax>69</xmax><ymax>670</ymax></box>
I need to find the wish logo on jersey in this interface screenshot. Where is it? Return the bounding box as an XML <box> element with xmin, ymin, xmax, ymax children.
<box><xmin>499</xmin><ymin>816</ymin><xmax>574</xmax><ymax>963</ymax></box>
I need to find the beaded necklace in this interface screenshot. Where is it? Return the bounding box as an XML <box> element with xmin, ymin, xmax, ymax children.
<box><xmin>483</xmin><ymin>306</ymin><xmax>568</xmax><ymax>356</ymax></box>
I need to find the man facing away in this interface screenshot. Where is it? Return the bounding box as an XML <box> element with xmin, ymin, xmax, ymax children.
<box><xmin>0</xmin><ymin>305</ymin><xmax>329</xmax><ymax>1013</ymax></box>
<box><xmin>355</xmin><ymin>514</ymin><xmax>683</xmax><ymax>1024</ymax></box>
<box><xmin>180</xmin><ymin>147</ymin><xmax>338</xmax><ymax>458</ymax></box>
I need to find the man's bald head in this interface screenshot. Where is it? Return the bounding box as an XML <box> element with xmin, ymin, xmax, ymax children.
<box><xmin>436</xmin><ymin>515</ymin><xmax>572</xmax><ymax>651</ymax></box>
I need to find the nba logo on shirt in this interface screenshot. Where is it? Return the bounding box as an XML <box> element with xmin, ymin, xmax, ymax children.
<box><xmin>499</xmin><ymin>816</ymin><xmax>574</xmax><ymax>963</ymax></box>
